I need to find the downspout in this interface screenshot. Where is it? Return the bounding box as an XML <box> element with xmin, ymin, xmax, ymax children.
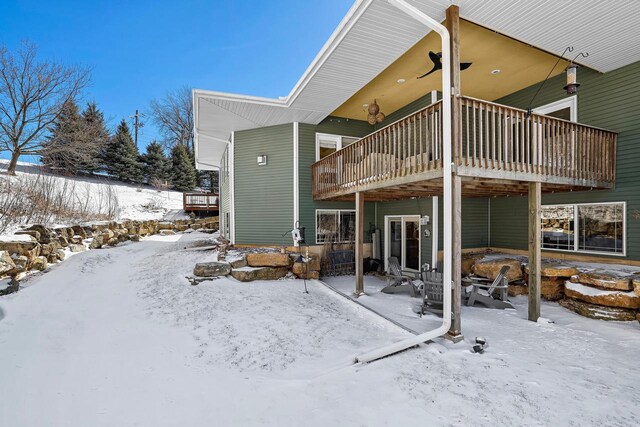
<box><xmin>355</xmin><ymin>0</ymin><xmax>452</xmax><ymax>363</ymax></box>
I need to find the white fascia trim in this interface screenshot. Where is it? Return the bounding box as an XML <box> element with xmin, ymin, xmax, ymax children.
<box><xmin>293</xmin><ymin>122</ymin><xmax>300</xmax><ymax>245</ymax></box>
<box><xmin>229</xmin><ymin>131</ymin><xmax>236</xmax><ymax>245</ymax></box>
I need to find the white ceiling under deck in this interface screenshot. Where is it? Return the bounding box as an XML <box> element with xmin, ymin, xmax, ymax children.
<box><xmin>195</xmin><ymin>0</ymin><xmax>640</xmax><ymax>168</ymax></box>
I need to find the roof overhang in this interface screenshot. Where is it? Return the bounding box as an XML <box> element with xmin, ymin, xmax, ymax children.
<box><xmin>195</xmin><ymin>0</ymin><xmax>640</xmax><ymax>168</ymax></box>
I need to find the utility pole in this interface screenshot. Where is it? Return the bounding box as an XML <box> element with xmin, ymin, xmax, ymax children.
<box><xmin>129</xmin><ymin>109</ymin><xmax>145</xmax><ymax>146</ymax></box>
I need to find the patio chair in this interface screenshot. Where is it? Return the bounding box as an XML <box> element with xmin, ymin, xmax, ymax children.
<box><xmin>381</xmin><ymin>257</ymin><xmax>421</xmax><ymax>297</ymax></box>
<box><xmin>463</xmin><ymin>265</ymin><xmax>514</xmax><ymax>309</ymax></box>
<box><xmin>419</xmin><ymin>269</ymin><xmax>444</xmax><ymax>316</ymax></box>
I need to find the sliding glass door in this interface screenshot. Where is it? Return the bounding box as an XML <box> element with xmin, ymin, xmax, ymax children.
<box><xmin>385</xmin><ymin>216</ymin><xmax>420</xmax><ymax>272</ymax></box>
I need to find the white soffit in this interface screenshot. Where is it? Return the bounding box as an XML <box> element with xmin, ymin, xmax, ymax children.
<box><xmin>195</xmin><ymin>0</ymin><xmax>640</xmax><ymax>167</ymax></box>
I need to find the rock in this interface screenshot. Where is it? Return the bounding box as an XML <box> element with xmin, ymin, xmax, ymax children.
<box><xmin>291</xmin><ymin>262</ymin><xmax>320</xmax><ymax>279</ymax></box>
<box><xmin>564</xmin><ymin>282</ymin><xmax>640</xmax><ymax>309</ymax></box>
<box><xmin>633</xmin><ymin>277</ymin><xmax>640</xmax><ymax>297</ymax></box>
<box><xmin>230</xmin><ymin>266</ymin><xmax>289</xmax><ymax>282</ymax></box>
<box><xmin>558</xmin><ymin>298</ymin><xmax>637</xmax><ymax>321</ymax></box>
<box><xmin>55</xmin><ymin>249</ymin><xmax>66</xmax><ymax>261</ymax></box>
<box><xmin>246</xmin><ymin>252</ymin><xmax>290</xmax><ymax>267</ymax></box>
<box><xmin>130</xmin><ymin>234</ymin><xmax>141</xmax><ymax>242</ymax></box>
<box><xmin>69</xmin><ymin>244</ymin><xmax>86</xmax><ymax>253</ymax></box>
<box><xmin>525</xmin><ymin>262</ymin><xmax>579</xmax><ymax>278</ymax></box>
<box><xmin>190</xmin><ymin>224</ymin><xmax>202</xmax><ymax>230</ymax></box>
<box><xmin>461</xmin><ymin>253</ymin><xmax>484</xmax><ymax>277</ymax></box>
<box><xmin>9</xmin><ymin>255</ymin><xmax>29</xmax><ymax>274</ymax></box>
<box><xmin>473</xmin><ymin>258</ymin><xmax>522</xmax><ymax>281</ymax></box>
<box><xmin>157</xmin><ymin>222</ymin><xmax>174</xmax><ymax>230</ymax></box>
<box><xmin>159</xmin><ymin>230</ymin><xmax>176</xmax><ymax>236</ymax></box>
<box><xmin>0</xmin><ymin>251</ymin><xmax>16</xmax><ymax>276</ymax></box>
<box><xmin>32</xmin><ymin>256</ymin><xmax>48</xmax><ymax>271</ymax></box>
<box><xmin>193</xmin><ymin>262</ymin><xmax>231</xmax><ymax>277</ymax></box>
<box><xmin>175</xmin><ymin>224</ymin><xmax>189</xmax><ymax>232</ymax></box>
<box><xmin>26</xmin><ymin>225</ymin><xmax>57</xmax><ymax>243</ymax></box>
<box><xmin>58</xmin><ymin>236</ymin><xmax>69</xmax><ymax>247</ymax></box>
<box><xmin>15</xmin><ymin>230</ymin><xmax>41</xmax><ymax>241</ymax></box>
<box><xmin>575</xmin><ymin>270</ymin><xmax>633</xmax><ymax>291</ymax></box>
<box><xmin>637</xmin><ymin>312</ymin><xmax>640</xmax><ymax>324</ymax></box>
<box><xmin>0</xmin><ymin>235</ymin><xmax>40</xmax><ymax>260</ymax></box>
<box><xmin>89</xmin><ymin>235</ymin><xmax>104</xmax><ymax>249</ymax></box>
<box><xmin>72</xmin><ymin>225</ymin><xmax>87</xmax><ymax>239</ymax></box>
<box><xmin>541</xmin><ymin>278</ymin><xmax>565</xmax><ymax>301</ymax></box>
<box><xmin>229</xmin><ymin>257</ymin><xmax>247</xmax><ymax>269</ymax></box>
<box><xmin>508</xmin><ymin>283</ymin><xmax>528</xmax><ymax>297</ymax></box>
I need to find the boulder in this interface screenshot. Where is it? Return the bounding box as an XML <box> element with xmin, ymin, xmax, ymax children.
<box><xmin>55</xmin><ymin>249</ymin><xmax>66</xmax><ymax>261</ymax></box>
<box><xmin>193</xmin><ymin>262</ymin><xmax>231</xmax><ymax>277</ymax></box>
<box><xmin>508</xmin><ymin>283</ymin><xmax>528</xmax><ymax>297</ymax></box>
<box><xmin>26</xmin><ymin>225</ymin><xmax>57</xmax><ymax>243</ymax></box>
<box><xmin>190</xmin><ymin>224</ymin><xmax>202</xmax><ymax>230</ymax></box>
<box><xmin>230</xmin><ymin>266</ymin><xmax>289</xmax><ymax>282</ymax></box>
<box><xmin>175</xmin><ymin>224</ymin><xmax>189</xmax><ymax>232</ymax></box>
<box><xmin>58</xmin><ymin>236</ymin><xmax>69</xmax><ymax>247</ymax></box>
<box><xmin>633</xmin><ymin>277</ymin><xmax>640</xmax><ymax>297</ymax></box>
<box><xmin>69</xmin><ymin>244</ymin><xmax>86</xmax><ymax>253</ymax></box>
<box><xmin>89</xmin><ymin>235</ymin><xmax>104</xmax><ymax>249</ymax></box>
<box><xmin>32</xmin><ymin>256</ymin><xmax>48</xmax><ymax>271</ymax></box>
<box><xmin>15</xmin><ymin>230</ymin><xmax>41</xmax><ymax>241</ymax></box>
<box><xmin>159</xmin><ymin>230</ymin><xmax>176</xmax><ymax>236</ymax></box>
<box><xmin>9</xmin><ymin>255</ymin><xmax>29</xmax><ymax>274</ymax></box>
<box><xmin>288</xmin><ymin>254</ymin><xmax>321</xmax><ymax>272</ymax></box>
<box><xmin>229</xmin><ymin>257</ymin><xmax>247</xmax><ymax>269</ymax></box>
<box><xmin>574</xmin><ymin>269</ymin><xmax>633</xmax><ymax>291</ymax></box>
<box><xmin>558</xmin><ymin>298</ymin><xmax>637</xmax><ymax>321</ymax></box>
<box><xmin>157</xmin><ymin>222</ymin><xmax>174</xmax><ymax>230</ymax></box>
<box><xmin>525</xmin><ymin>262</ymin><xmax>579</xmax><ymax>278</ymax></box>
<box><xmin>473</xmin><ymin>258</ymin><xmax>522</xmax><ymax>281</ymax></box>
<box><xmin>129</xmin><ymin>234</ymin><xmax>141</xmax><ymax>242</ymax></box>
<box><xmin>0</xmin><ymin>235</ymin><xmax>40</xmax><ymax>260</ymax></box>
<box><xmin>541</xmin><ymin>278</ymin><xmax>565</xmax><ymax>301</ymax></box>
<box><xmin>246</xmin><ymin>252</ymin><xmax>290</xmax><ymax>267</ymax></box>
<box><xmin>291</xmin><ymin>263</ymin><xmax>320</xmax><ymax>280</ymax></box>
<box><xmin>0</xmin><ymin>251</ymin><xmax>16</xmax><ymax>276</ymax></box>
<box><xmin>564</xmin><ymin>282</ymin><xmax>640</xmax><ymax>310</ymax></box>
<box><xmin>72</xmin><ymin>225</ymin><xmax>88</xmax><ymax>239</ymax></box>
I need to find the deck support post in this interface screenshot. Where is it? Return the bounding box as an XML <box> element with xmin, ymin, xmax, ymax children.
<box><xmin>445</xmin><ymin>4</ymin><xmax>463</xmax><ymax>342</ymax></box>
<box><xmin>528</xmin><ymin>182</ymin><xmax>541</xmax><ymax>321</ymax></box>
<box><xmin>355</xmin><ymin>191</ymin><xmax>365</xmax><ymax>296</ymax></box>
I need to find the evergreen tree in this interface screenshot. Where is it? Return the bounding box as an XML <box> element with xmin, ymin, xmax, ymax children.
<box><xmin>170</xmin><ymin>144</ymin><xmax>196</xmax><ymax>191</ymax></box>
<box><xmin>41</xmin><ymin>99</ymin><xmax>83</xmax><ymax>174</ymax></box>
<box><xmin>141</xmin><ymin>141</ymin><xmax>169</xmax><ymax>185</ymax></box>
<box><xmin>103</xmin><ymin>119</ymin><xmax>143</xmax><ymax>182</ymax></box>
<box><xmin>80</xmin><ymin>102</ymin><xmax>110</xmax><ymax>173</ymax></box>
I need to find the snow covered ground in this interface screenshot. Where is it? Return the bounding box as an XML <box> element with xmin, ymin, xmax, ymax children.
<box><xmin>1</xmin><ymin>232</ymin><xmax>639</xmax><ymax>426</ymax></box>
<box><xmin>0</xmin><ymin>160</ymin><xmax>184</xmax><ymax>231</ymax></box>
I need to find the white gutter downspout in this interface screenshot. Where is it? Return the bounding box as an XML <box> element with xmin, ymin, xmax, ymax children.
<box><xmin>293</xmin><ymin>122</ymin><xmax>300</xmax><ymax>246</ymax></box>
<box><xmin>356</xmin><ymin>0</ymin><xmax>452</xmax><ymax>363</ymax></box>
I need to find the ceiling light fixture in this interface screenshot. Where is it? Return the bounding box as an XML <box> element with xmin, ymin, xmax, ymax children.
<box><xmin>397</xmin><ymin>78</ymin><xmax>406</xmax><ymax>84</ymax></box>
<box><xmin>491</xmin><ymin>69</ymin><xmax>501</xmax><ymax>75</ymax></box>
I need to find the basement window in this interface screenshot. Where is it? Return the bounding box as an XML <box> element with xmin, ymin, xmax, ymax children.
<box><xmin>541</xmin><ymin>202</ymin><xmax>626</xmax><ymax>256</ymax></box>
<box><xmin>316</xmin><ymin>209</ymin><xmax>356</xmax><ymax>244</ymax></box>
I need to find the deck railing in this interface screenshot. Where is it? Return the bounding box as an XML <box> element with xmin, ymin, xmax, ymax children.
<box><xmin>313</xmin><ymin>100</ymin><xmax>444</xmax><ymax>199</ymax></box>
<box><xmin>312</xmin><ymin>96</ymin><xmax>617</xmax><ymax>199</ymax></box>
<box><xmin>183</xmin><ymin>193</ymin><xmax>219</xmax><ymax>212</ymax></box>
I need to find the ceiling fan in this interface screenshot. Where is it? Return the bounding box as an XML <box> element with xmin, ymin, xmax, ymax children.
<box><xmin>418</xmin><ymin>51</ymin><xmax>473</xmax><ymax>79</ymax></box>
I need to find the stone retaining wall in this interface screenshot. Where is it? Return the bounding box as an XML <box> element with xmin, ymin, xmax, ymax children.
<box><xmin>0</xmin><ymin>217</ymin><xmax>219</xmax><ymax>295</ymax></box>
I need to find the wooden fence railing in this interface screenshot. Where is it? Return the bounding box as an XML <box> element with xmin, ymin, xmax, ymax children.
<box><xmin>312</xmin><ymin>96</ymin><xmax>617</xmax><ymax>199</ymax></box>
<box><xmin>183</xmin><ymin>193</ymin><xmax>219</xmax><ymax>212</ymax></box>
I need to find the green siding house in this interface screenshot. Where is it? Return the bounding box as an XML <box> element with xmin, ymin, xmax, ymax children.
<box><xmin>194</xmin><ymin>0</ymin><xmax>637</xmax><ymax>277</ymax></box>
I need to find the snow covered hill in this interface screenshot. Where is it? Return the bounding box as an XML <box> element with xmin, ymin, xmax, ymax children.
<box><xmin>0</xmin><ymin>160</ymin><xmax>184</xmax><ymax>233</ymax></box>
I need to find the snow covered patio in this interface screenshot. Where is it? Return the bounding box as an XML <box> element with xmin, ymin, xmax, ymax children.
<box><xmin>1</xmin><ymin>233</ymin><xmax>639</xmax><ymax>426</ymax></box>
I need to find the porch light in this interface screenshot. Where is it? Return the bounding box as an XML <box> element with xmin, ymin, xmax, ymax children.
<box><xmin>564</xmin><ymin>63</ymin><xmax>580</xmax><ymax>95</ymax></box>
<box><xmin>257</xmin><ymin>155</ymin><xmax>267</xmax><ymax>166</ymax></box>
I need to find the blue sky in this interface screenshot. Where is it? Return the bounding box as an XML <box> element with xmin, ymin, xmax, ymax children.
<box><xmin>1</xmin><ymin>0</ymin><xmax>352</xmax><ymax>157</ymax></box>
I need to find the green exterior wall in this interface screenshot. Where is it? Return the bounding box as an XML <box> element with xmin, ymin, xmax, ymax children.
<box><xmin>490</xmin><ymin>60</ymin><xmax>640</xmax><ymax>260</ymax></box>
<box><xmin>298</xmin><ymin>119</ymin><xmax>376</xmax><ymax>244</ymax></box>
<box><xmin>234</xmin><ymin>123</ymin><xmax>294</xmax><ymax>245</ymax></box>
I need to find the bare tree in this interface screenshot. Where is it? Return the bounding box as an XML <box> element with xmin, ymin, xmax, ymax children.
<box><xmin>0</xmin><ymin>42</ymin><xmax>91</xmax><ymax>175</ymax></box>
<box><xmin>149</xmin><ymin>86</ymin><xmax>194</xmax><ymax>154</ymax></box>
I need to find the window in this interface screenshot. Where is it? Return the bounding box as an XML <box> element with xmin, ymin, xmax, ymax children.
<box><xmin>541</xmin><ymin>202</ymin><xmax>625</xmax><ymax>255</ymax></box>
<box><xmin>316</xmin><ymin>209</ymin><xmax>356</xmax><ymax>244</ymax></box>
<box><xmin>315</xmin><ymin>133</ymin><xmax>360</xmax><ymax>161</ymax></box>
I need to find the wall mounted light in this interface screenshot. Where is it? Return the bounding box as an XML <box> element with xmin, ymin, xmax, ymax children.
<box><xmin>257</xmin><ymin>155</ymin><xmax>268</xmax><ymax>166</ymax></box>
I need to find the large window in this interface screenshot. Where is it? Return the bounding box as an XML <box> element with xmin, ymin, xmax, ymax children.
<box><xmin>316</xmin><ymin>209</ymin><xmax>356</xmax><ymax>244</ymax></box>
<box><xmin>316</xmin><ymin>133</ymin><xmax>360</xmax><ymax>161</ymax></box>
<box><xmin>541</xmin><ymin>202</ymin><xmax>625</xmax><ymax>255</ymax></box>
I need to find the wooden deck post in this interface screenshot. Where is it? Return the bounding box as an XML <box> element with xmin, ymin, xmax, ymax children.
<box><xmin>446</xmin><ymin>4</ymin><xmax>463</xmax><ymax>341</ymax></box>
<box><xmin>355</xmin><ymin>191</ymin><xmax>365</xmax><ymax>296</ymax></box>
<box><xmin>528</xmin><ymin>182</ymin><xmax>541</xmax><ymax>321</ymax></box>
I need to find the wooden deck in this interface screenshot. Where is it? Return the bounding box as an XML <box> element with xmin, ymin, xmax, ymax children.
<box><xmin>312</xmin><ymin>96</ymin><xmax>618</xmax><ymax>201</ymax></box>
<box><xmin>183</xmin><ymin>193</ymin><xmax>219</xmax><ymax>212</ymax></box>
